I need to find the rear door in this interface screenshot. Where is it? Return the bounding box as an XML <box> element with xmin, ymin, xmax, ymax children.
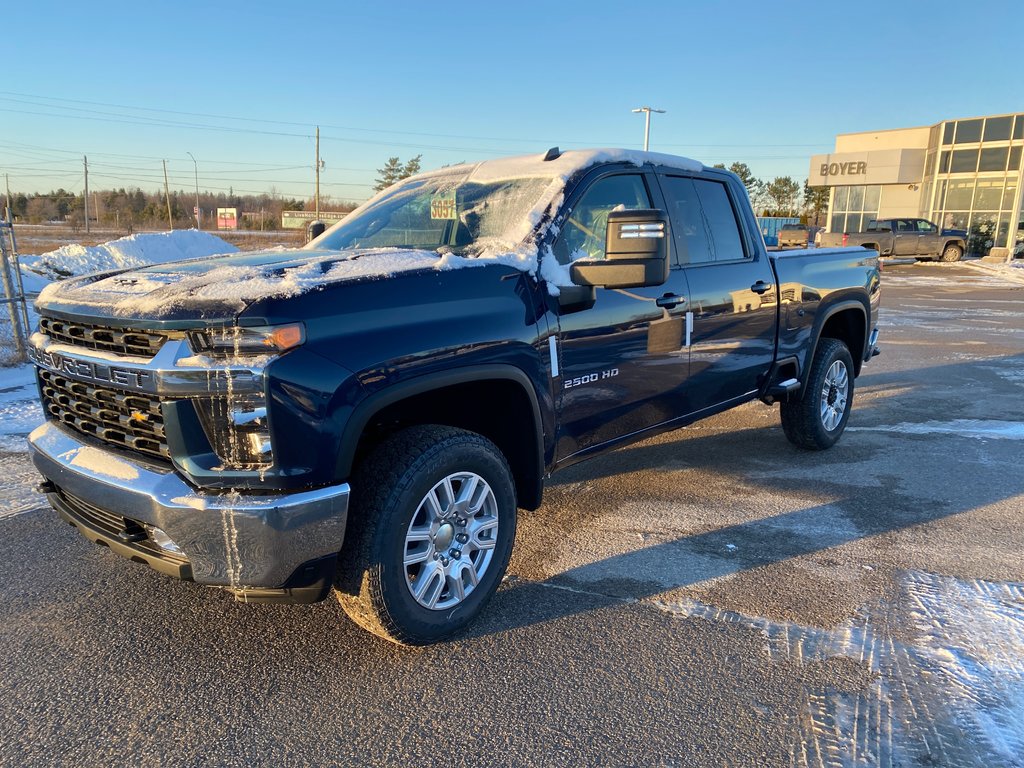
<box><xmin>552</xmin><ymin>169</ymin><xmax>692</xmax><ymax>461</ymax></box>
<box><xmin>657</xmin><ymin>172</ymin><xmax>777</xmax><ymax>414</ymax></box>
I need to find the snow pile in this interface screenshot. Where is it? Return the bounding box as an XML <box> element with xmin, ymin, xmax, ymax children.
<box><xmin>21</xmin><ymin>230</ymin><xmax>237</xmax><ymax>285</ymax></box>
<box><xmin>961</xmin><ymin>258</ymin><xmax>1024</xmax><ymax>286</ymax></box>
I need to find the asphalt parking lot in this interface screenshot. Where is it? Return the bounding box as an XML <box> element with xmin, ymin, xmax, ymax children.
<box><xmin>1</xmin><ymin>261</ymin><xmax>1022</xmax><ymax>767</ymax></box>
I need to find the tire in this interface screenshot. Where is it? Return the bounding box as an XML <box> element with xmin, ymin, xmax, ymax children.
<box><xmin>334</xmin><ymin>425</ymin><xmax>517</xmax><ymax>645</ymax></box>
<box><xmin>780</xmin><ymin>338</ymin><xmax>855</xmax><ymax>450</ymax></box>
<box><xmin>939</xmin><ymin>244</ymin><xmax>963</xmax><ymax>262</ymax></box>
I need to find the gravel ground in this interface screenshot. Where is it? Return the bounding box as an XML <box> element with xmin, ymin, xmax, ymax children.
<box><xmin>1</xmin><ymin>261</ymin><xmax>1022</xmax><ymax>767</ymax></box>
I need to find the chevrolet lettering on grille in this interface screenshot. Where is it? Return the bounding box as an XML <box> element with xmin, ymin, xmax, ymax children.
<box><xmin>30</xmin><ymin>348</ymin><xmax>153</xmax><ymax>390</ymax></box>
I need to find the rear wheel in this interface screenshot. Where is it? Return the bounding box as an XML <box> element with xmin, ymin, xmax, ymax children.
<box><xmin>940</xmin><ymin>244</ymin><xmax>963</xmax><ymax>262</ymax></box>
<box><xmin>334</xmin><ymin>425</ymin><xmax>516</xmax><ymax>645</ymax></box>
<box><xmin>780</xmin><ymin>338</ymin><xmax>855</xmax><ymax>450</ymax></box>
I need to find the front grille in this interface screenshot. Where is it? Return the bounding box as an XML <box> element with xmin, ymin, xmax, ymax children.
<box><xmin>39</xmin><ymin>369</ymin><xmax>170</xmax><ymax>460</ymax></box>
<box><xmin>39</xmin><ymin>316</ymin><xmax>168</xmax><ymax>358</ymax></box>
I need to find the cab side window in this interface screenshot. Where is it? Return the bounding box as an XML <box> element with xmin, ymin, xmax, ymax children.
<box><xmin>915</xmin><ymin>220</ymin><xmax>936</xmax><ymax>233</ymax></box>
<box><xmin>553</xmin><ymin>174</ymin><xmax>651</xmax><ymax>264</ymax></box>
<box><xmin>662</xmin><ymin>176</ymin><xmax>747</xmax><ymax>264</ymax></box>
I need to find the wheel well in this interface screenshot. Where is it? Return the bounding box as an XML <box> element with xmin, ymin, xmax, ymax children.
<box><xmin>943</xmin><ymin>241</ymin><xmax>962</xmax><ymax>252</ymax></box>
<box><xmin>861</xmin><ymin>243</ymin><xmax>878</xmax><ymax>252</ymax></box>
<box><xmin>819</xmin><ymin>308</ymin><xmax>866</xmax><ymax>375</ymax></box>
<box><xmin>351</xmin><ymin>379</ymin><xmax>543</xmax><ymax>510</ymax></box>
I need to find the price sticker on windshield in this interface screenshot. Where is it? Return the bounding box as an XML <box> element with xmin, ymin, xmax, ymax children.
<box><xmin>430</xmin><ymin>194</ymin><xmax>457</xmax><ymax>220</ymax></box>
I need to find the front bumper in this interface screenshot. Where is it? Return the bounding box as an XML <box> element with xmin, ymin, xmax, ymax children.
<box><xmin>29</xmin><ymin>421</ymin><xmax>349</xmax><ymax>594</ymax></box>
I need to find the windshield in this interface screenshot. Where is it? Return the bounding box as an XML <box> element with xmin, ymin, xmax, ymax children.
<box><xmin>311</xmin><ymin>171</ymin><xmax>558</xmax><ymax>255</ymax></box>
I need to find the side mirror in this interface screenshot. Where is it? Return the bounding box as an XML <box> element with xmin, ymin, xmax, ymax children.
<box><xmin>570</xmin><ymin>209</ymin><xmax>669</xmax><ymax>289</ymax></box>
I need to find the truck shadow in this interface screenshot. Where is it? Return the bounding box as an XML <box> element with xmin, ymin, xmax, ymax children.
<box><xmin>464</xmin><ymin>353</ymin><xmax>1024</xmax><ymax>641</ymax></box>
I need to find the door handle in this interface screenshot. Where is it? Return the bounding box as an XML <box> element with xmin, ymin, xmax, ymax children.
<box><xmin>750</xmin><ymin>281</ymin><xmax>771</xmax><ymax>295</ymax></box>
<box><xmin>656</xmin><ymin>294</ymin><xmax>687</xmax><ymax>308</ymax></box>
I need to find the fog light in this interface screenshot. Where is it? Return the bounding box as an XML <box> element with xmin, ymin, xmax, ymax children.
<box><xmin>145</xmin><ymin>525</ymin><xmax>184</xmax><ymax>555</ymax></box>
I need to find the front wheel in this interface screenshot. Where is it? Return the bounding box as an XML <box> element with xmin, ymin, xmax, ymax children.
<box><xmin>780</xmin><ymin>338</ymin><xmax>855</xmax><ymax>450</ymax></box>
<box><xmin>940</xmin><ymin>244</ymin><xmax>963</xmax><ymax>262</ymax></box>
<box><xmin>334</xmin><ymin>425</ymin><xmax>517</xmax><ymax>645</ymax></box>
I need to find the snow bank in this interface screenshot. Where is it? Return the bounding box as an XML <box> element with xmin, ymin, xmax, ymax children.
<box><xmin>20</xmin><ymin>230</ymin><xmax>237</xmax><ymax>285</ymax></box>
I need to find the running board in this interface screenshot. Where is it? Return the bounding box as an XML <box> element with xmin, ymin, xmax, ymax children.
<box><xmin>762</xmin><ymin>377</ymin><xmax>801</xmax><ymax>404</ymax></box>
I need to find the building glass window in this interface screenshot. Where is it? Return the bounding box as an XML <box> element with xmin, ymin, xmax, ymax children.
<box><xmin>954</xmin><ymin>119</ymin><xmax>983</xmax><ymax>144</ymax></box>
<box><xmin>945</xmin><ymin>180</ymin><xmax>975</xmax><ymax>209</ymax></box>
<box><xmin>1003</xmin><ymin>181</ymin><xmax>1017</xmax><ymax>211</ymax></box>
<box><xmin>940</xmin><ymin>151</ymin><xmax>951</xmax><ymax>173</ymax></box>
<box><xmin>827</xmin><ymin>184</ymin><xmax>879</xmax><ymax>233</ymax></box>
<box><xmin>833</xmin><ymin>186</ymin><xmax>849</xmax><ymax>210</ymax></box>
<box><xmin>1014</xmin><ymin>115</ymin><xmax>1024</xmax><ymax>141</ymax></box>
<box><xmin>848</xmin><ymin>185</ymin><xmax>864</xmax><ymax>210</ymax></box>
<box><xmin>968</xmin><ymin>213</ymin><xmax>997</xmax><ymax>255</ymax></box>
<box><xmin>978</xmin><ymin>147</ymin><xmax>1009</xmax><ymax>173</ymax></box>
<box><xmin>863</xmin><ymin>185</ymin><xmax>881</xmax><ymax>211</ymax></box>
<box><xmin>1009</xmin><ymin>146</ymin><xmax>1021</xmax><ymax>171</ymax></box>
<box><xmin>974</xmin><ymin>180</ymin><xmax>1003</xmax><ymax>211</ymax></box>
<box><xmin>950</xmin><ymin>149</ymin><xmax>979</xmax><ymax>173</ymax></box>
<box><xmin>943</xmin><ymin>121</ymin><xmax>955</xmax><ymax>145</ymax></box>
<box><xmin>983</xmin><ymin>116</ymin><xmax>1013</xmax><ymax>142</ymax></box>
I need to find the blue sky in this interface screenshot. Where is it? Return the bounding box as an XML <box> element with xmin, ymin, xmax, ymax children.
<box><xmin>3</xmin><ymin>0</ymin><xmax>1021</xmax><ymax>201</ymax></box>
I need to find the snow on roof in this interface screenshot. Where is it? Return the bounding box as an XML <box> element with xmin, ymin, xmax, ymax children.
<box><xmin>421</xmin><ymin>148</ymin><xmax>703</xmax><ymax>184</ymax></box>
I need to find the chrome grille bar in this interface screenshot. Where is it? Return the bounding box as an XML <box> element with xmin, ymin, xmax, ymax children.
<box><xmin>38</xmin><ymin>369</ymin><xmax>169</xmax><ymax>460</ymax></box>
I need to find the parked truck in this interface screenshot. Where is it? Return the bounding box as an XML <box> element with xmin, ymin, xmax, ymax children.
<box><xmin>819</xmin><ymin>218</ymin><xmax>965</xmax><ymax>262</ymax></box>
<box><xmin>28</xmin><ymin>149</ymin><xmax>881</xmax><ymax>645</ymax></box>
<box><xmin>777</xmin><ymin>223</ymin><xmax>810</xmax><ymax>249</ymax></box>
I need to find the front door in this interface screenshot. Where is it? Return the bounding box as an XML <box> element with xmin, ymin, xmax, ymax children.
<box><xmin>552</xmin><ymin>170</ymin><xmax>691</xmax><ymax>462</ymax></box>
<box><xmin>892</xmin><ymin>219</ymin><xmax>920</xmax><ymax>256</ymax></box>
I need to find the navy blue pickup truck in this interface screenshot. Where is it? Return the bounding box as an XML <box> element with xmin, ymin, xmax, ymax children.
<box><xmin>28</xmin><ymin>149</ymin><xmax>880</xmax><ymax>645</ymax></box>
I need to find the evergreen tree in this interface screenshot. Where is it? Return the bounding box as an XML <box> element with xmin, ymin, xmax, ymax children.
<box><xmin>402</xmin><ymin>155</ymin><xmax>422</xmax><ymax>178</ymax></box>
<box><xmin>374</xmin><ymin>157</ymin><xmax>405</xmax><ymax>192</ymax></box>
<box><xmin>803</xmin><ymin>179</ymin><xmax>829</xmax><ymax>225</ymax></box>
<box><xmin>766</xmin><ymin>176</ymin><xmax>801</xmax><ymax>216</ymax></box>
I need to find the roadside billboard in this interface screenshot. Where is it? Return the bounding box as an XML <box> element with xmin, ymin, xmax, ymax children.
<box><xmin>216</xmin><ymin>207</ymin><xmax>238</xmax><ymax>230</ymax></box>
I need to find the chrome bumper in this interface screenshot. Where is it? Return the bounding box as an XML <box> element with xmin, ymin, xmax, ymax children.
<box><xmin>29</xmin><ymin>420</ymin><xmax>349</xmax><ymax>588</ymax></box>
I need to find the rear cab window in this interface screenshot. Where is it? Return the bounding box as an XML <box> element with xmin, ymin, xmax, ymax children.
<box><xmin>659</xmin><ymin>175</ymin><xmax>749</xmax><ymax>265</ymax></box>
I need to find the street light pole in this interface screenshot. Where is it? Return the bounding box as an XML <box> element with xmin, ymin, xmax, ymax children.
<box><xmin>186</xmin><ymin>152</ymin><xmax>200</xmax><ymax>230</ymax></box>
<box><xmin>631</xmin><ymin>106</ymin><xmax>666</xmax><ymax>151</ymax></box>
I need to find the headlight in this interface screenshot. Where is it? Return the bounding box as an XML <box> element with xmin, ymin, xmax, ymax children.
<box><xmin>195</xmin><ymin>396</ymin><xmax>273</xmax><ymax>469</ymax></box>
<box><xmin>188</xmin><ymin>323</ymin><xmax>305</xmax><ymax>356</ymax></box>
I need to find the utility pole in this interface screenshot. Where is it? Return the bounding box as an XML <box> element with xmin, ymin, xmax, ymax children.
<box><xmin>315</xmin><ymin>126</ymin><xmax>322</xmax><ymax>220</ymax></box>
<box><xmin>162</xmin><ymin>160</ymin><xmax>174</xmax><ymax>230</ymax></box>
<box><xmin>4</xmin><ymin>174</ymin><xmax>11</xmax><ymax>219</ymax></box>
<box><xmin>83</xmin><ymin>156</ymin><xmax>90</xmax><ymax>234</ymax></box>
<box><xmin>631</xmin><ymin>106</ymin><xmax>666</xmax><ymax>151</ymax></box>
<box><xmin>186</xmin><ymin>151</ymin><xmax>200</xmax><ymax>229</ymax></box>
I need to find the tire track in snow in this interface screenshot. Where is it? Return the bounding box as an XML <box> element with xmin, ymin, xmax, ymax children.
<box><xmin>657</xmin><ymin>570</ymin><xmax>1024</xmax><ymax>768</ymax></box>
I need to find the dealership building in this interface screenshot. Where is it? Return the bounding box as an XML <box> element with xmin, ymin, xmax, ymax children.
<box><xmin>810</xmin><ymin>111</ymin><xmax>1024</xmax><ymax>257</ymax></box>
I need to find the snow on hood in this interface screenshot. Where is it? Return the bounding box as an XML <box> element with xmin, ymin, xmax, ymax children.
<box><xmin>36</xmin><ymin>247</ymin><xmax>448</xmax><ymax>318</ymax></box>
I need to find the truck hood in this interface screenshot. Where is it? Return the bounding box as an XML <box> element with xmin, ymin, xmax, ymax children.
<box><xmin>34</xmin><ymin>247</ymin><xmax>446</xmax><ymax>325</ymax></box>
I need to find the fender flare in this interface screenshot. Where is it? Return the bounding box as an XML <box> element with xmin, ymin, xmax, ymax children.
<box><xmin>333</xmin><ymin>364</ymin><xmax>545</xmax><ymax>501</ymax></box>
<box><xmin>803</xmin><ymin>297</ymin><xmax>869</xmax><ymax>379</ymax></box>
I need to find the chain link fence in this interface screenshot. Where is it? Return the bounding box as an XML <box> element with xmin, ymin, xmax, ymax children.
<box><xmin>0</xmin><ymin>215</ymin><xmax>31</xmax><ymax>366</ymax></box>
